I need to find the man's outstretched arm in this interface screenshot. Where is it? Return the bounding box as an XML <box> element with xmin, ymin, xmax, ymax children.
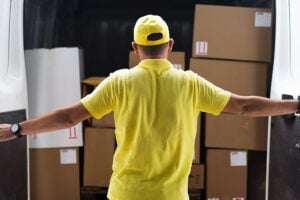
<box><xmin>0</xmin><ymin>102</ymin><xmax>91</xmax><ymax>142</ymax></box>
<box><xmin>223</xmin><ymin>93</ymin><xmax>299</xmax><ymax>117</ymax></box>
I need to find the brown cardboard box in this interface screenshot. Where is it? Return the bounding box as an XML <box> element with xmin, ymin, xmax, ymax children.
<box><xmin>91</xmin><ymin>112</ymin><xmax>115</xmax><ymax>128</ymax></box>
<box><xmin>206</xmin><ymin>149</ymin><xmax>247</xmax><ymax>200</ymax></box>
<box><xmin>189</xmin><ymin>58</ymin><xmax>268</xmax><ymax>96</ymax></box>
<box><xmin>30</xmin><ymin>148</ymin><xmax>80</xmax><ymax>200</ymax></box>
<box><xmin>129</xmin><ymin>51</ymin><xmax>186</xmax><ymax>70</ymax></box>
<box><xmin>83</xmin><ymin>127</ymin><xmax>115</xmax><ymax>187</ymax></box>
<box><xmin>81</xmin><ymin>77</ymin><xmax>115</xmax><ymax>128</ymax></box>
<box><xmin>206</xmin><ymin>114</ymin><xmax>268</xmax><ymax>150</ymax></box>
<box><xmin>190</xmin><ymin>58</ymin><xmax>268</xmax><ymax>150</ymax></box>
<box><xmin>81</xmin><ymin>77</ymin><xmax>106</xmax><ymax>97</ymax></box>
<box><xmin>192</xmin><ymin>4</ymin><xmax>273</xmax><ymax>62</ymax></box>
<box><xmin>189</xmin><ymin>164</ymin><xmax>205</xmax><ymax>190</ymax></box>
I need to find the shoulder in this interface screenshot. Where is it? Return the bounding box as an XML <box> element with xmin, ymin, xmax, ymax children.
<box><xmin>109</xmin><ymin>67</ymin><xmax>143</xmax><ymax>78</ymax></box>
<box><xmin>109</xmin><ymin>68</ymin><xmax>130</xmax><ymax>77</ymax></box>
<box><xmin>176</xmin><ymin>69</ymin><xmax>207</xmax><ymax>83</ymax></box>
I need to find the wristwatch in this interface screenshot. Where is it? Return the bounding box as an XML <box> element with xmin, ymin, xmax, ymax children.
<box><xmin>10</xmin><ymin>123</ymin><xmax>23</xmax><ymax>138</ymax></box>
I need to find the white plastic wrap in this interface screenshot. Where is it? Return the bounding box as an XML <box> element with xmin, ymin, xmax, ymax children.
<box><xmin>25</xmin><ymin>47</ymin><xmax>84</xmax><ymax>148</ymax></box>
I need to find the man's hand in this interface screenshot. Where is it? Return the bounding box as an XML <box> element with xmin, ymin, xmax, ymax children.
<box><xmin>0</xmin><ymin>124</ymin><xmax>16</xmax><ymax>142</ymax></box>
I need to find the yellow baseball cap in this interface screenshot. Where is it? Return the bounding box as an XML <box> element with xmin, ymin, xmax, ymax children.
<box><xmin>134</xmin><ymin>14</ymin><xmax>170</xmax><ymax>46</ymax></box>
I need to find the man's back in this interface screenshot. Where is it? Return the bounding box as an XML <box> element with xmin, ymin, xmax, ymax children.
<box><xmin>81</xmin><ymin>59</ymin><xmax>230</xmax><ymax>200</ymax></box>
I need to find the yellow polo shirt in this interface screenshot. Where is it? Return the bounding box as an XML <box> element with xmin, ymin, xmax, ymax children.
<box><xmin>81</xmin><ymin>59</ymin><xmax>231</xmax><ymax>200</ymax></box>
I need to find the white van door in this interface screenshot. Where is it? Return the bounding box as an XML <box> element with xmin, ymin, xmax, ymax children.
<box><xmin>267</xmin><ymin>0</ymin><xmax>300</xmax><ymax>199</ymax></box>
<box><xmin>0</xmin><ymin>0</ymin><xmax>29</xmax><ymax>199</ymax></box>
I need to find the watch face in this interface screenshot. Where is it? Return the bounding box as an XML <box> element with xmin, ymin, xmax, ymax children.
<box><xmin>11</xmin><ymin>124</ymin><xmax>19</xmax><ymax>133</ymax></box>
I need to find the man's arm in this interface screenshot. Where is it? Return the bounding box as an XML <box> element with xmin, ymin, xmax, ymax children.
<box><xmin>0</xmin><ymin>102</ymin><xmax>92</xmax><ymax>142</ymax></box>
<box><xmin>222</xmin><ymin>93</ymin><xmax>299</xmax><ymax>117</ymax></box>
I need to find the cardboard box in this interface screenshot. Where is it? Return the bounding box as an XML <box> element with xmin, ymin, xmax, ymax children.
<box><xmin>81</xmin><ymin>77</ymin><xmax>115</xmax><ymax>128</ymax></box>
<box><xmin>189</xmin><ymin>58</ymin><xmax>268</xmax><ymax>96</ymax></box>
<box><xmin>83</xmin><ymin>127</ymin><xmax>115</xmax><ymax>187</ymax></box>
<box><xmin>91</xmin><ymin>112</ymin><xmax>115</xmax><ymax>128</ymax></box>
<box><xmin>205</xmin><ymin>113</ymin><xmax>268</xmax><ymax>150</ymax></box>
<box><xmin>192</xmin><ymin>4</ymin><xmax>273</xmax><ymax>62</ymax></box>
<box><xmin>189</xmin><ymin>164</ymin><xmax>205</xmax><ymax>190</ymax></box>
<box><xmin>206</xmin><ymin>149</ymin><xmax>247</xmax><ymax>200</ymax></box>
<box><xmin>190</xmin><ymin>58</ymin><xmax>268</xmax><ymax>150</ymax></box>
<box><xmin>129</xmin><ymin>51</ymin><xmax>186</xmax><ymax>70</ymax></box>
<box><xmin>30</xmin><ymin>148</ymin><xmax>80</xmax><ymax>200</ymax></box>
<box><xmin>81</xmin><ymin>77</ymin><xmax>106</xmax><ymax>97</ymax></box>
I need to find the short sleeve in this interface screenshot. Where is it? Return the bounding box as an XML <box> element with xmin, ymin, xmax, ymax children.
<box><xmin>80</xmin><ymin>76</ymin><xmax>116</xmax><ymax>119</ymax></box>
<box><xmin>192</xmin><ymin>72</ymin><xmax>231</xmax><ymax>116</ymax></box>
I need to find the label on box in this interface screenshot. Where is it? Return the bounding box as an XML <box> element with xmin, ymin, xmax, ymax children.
<box><xmin>60</xmin><ymin>149</ymin><xmax>77</xmax><ymax>164</ymax></box>
<box><xmin>208</xmin><ymin>198</ymin><xmax>219</xmax><ymax>200</ymax></box>
<box><xmin>173</xmin><ymin>64</ymin><xmax>182</xmax><ymax>70</ymax></box>
<box><xmin>230</xmin><ymin>151</ymin><xmax>247</xmax><ymax>166</ymax></box>
<box><xmin>255</xmin><ymin>12</ymin><xmax>272</xmax><ymax>27</ymax></box>
<box><xmin>195</xmin><ymin>41</ymin><xmax>208</xmax><ymax>55</ymax></box>
<box><xmin>233</xmin><ymin>198</ymin><xmax>245</xmax><ymax>200</ymax></box>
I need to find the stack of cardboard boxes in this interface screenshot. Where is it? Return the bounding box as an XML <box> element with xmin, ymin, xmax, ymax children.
<box><xmin>82</xmin><ymin>5</ymin><xmax>273</xmax><ymax>197</ymax></box>
<box><xmin>190</xmin><ymin>4</ymin><xmax>273</xmax><ymax>200</ymax></box>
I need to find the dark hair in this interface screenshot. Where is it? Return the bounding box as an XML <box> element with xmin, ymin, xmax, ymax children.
<box><xmin>137</xmin><ymin>42</ymin><xmax>168</xmax><ymax>57</ymax></box>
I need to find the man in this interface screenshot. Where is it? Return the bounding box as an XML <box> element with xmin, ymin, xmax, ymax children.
<box><xmin>0</xmin><ymin>14</ymin><xmax>299</xmax><ymax>200</ymax></box>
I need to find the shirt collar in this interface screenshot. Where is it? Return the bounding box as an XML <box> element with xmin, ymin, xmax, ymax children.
<box><xmin>138</xmin><ymin>59</ymin><xmax>173</xmax><ymax>71</ymax></box>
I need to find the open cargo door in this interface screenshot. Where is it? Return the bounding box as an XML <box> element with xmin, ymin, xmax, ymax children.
<box><xmin>0</xmin><ymin>0</ymin><xmax>29</xmax><ymax>199</ymax></box>
<box><xmin>266</xmin><ymin>0</ymin><xmax>300</xmax><ymax>199</ymax></box>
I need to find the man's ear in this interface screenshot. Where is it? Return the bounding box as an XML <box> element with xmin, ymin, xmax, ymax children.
<box><xmin>132</xmin><ymin>42</ymin><xmax>139</xmax><ymax>55</ymax></box>
<box><xmin>168</xmin><ymin>38</ymin><xmax>174</xmax><ymax>52</ymax></box>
